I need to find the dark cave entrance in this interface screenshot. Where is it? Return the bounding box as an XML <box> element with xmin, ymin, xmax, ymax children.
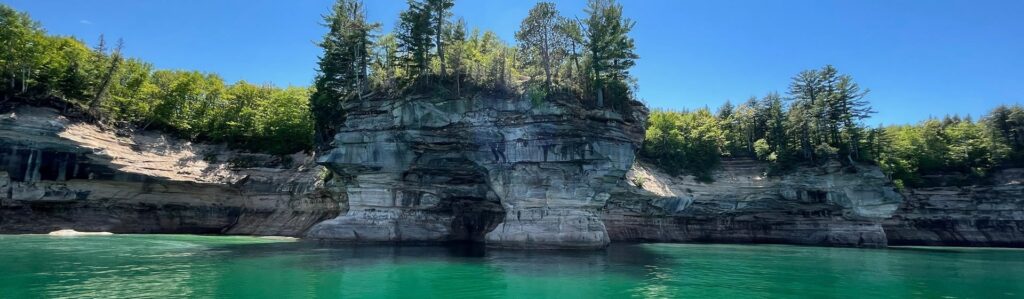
<box><xmin>446</xmin><ymin>196</ymin><xmax>505</xmax><ymax>242</ymax></box>
<box><xmin>404</xmin><ymin>157</ymin><xmax>505</xmax><ymax>243</ymax></box>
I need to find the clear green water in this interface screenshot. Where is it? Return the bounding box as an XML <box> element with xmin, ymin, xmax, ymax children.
<box><xmin>1</xmin><ymin>235</ymin><xmax>1022</xmax><ymax>298</ymax></box>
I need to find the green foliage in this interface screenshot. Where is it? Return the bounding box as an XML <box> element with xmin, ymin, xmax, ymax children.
<box><xmin>0</xmin><ymin>4</ymin><xmax>313</xmax><ymax>155</ymax></box>
<box><xmin>631</xmin><ymin>176</ymin><xmax>647</xmax><ymax>188</ymax></box>
<box><xmin>642</xmin><ymin>65</ymin><xmax>1022</xmax><ymax>188</ymax></box>
<box><xmin>641</xmin><ymin>109</ymin><xmax>723</xmax><ymax>181</ymax></box>
<box><xmin>311</xmin><ymin>0</ymin><xmax>377</xmax><ymax>146</ymax></box>
<box><xmin>516</xmin><ymin>2</ymin><xmax>566</xmax><ymax>90</ymax></box>
<box><xmin>583</xmin><ymin>0</ymin><xmax>637</xmax><ymax>109</ymax></box>
<box><xmin>877</xmin><ymin>110</ymin><xmax>1017</xmax><ymax>187</ymax></box>
<box><xmin>753</xmin><ymin>139</ymin><xmax>770</xmax><ymax>161</ymax></box>
<box><xmin>526</xmin><ymin>84</ymin><xmax>548</xmax><ymax>107</ymax></box>
<box><xmin>397</xmin><ymin>0</ymin><xmax>434</xmax><ymax>78</ymax></box>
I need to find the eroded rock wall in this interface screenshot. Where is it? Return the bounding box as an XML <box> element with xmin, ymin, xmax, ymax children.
<box><xmin>883</xmin><ymin>169</ymin><xmax>1024</xmax><ymax>247</ymax></box>
<box><xmin>0</xmin><ymin>106</ymin><xmax>344</xmax><ymax>236</ymax></box>
<box><xmin>603</xmin><ymin>159</ymin><xmax>903</xmax><ymax>247</ymax></box>
<box><xmin>308</xmin><ymin>94</ymin><xmax>647</xmax><ymax>249</ymax></box>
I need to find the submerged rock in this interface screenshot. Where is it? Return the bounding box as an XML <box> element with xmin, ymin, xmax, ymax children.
<box><xmin>308</xmin><ymin>94</ymin><xmax>647</xmax><ymax>249</ymax></box>
<box><xmin>47</xmin><ymin>229</ymin><xmax>113</xmax><ymax>236</ymax></box>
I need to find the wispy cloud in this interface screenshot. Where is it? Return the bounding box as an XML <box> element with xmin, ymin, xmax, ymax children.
<box><xmin>79</xmin><ymin>20</ymin><xmax>92</xmax><ymax>25</ymax></box>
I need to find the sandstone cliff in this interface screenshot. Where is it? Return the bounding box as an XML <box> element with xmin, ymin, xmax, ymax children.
<box><xmin>603</xmin><ymin>159</ymin><xmax>904</xmax><ymax>247</ymax></box>
<box><xmin>0</xmin><ymin>106</ymin><xmax>343</xmax><ymax>236</ymax></box>
<box><xmin>884</xmin><ymin>169</ymin><xmax>1024</xmax><ymax>246</ymax></box>
<box><xmin>307</xmin><ymin>93</ymin><xmax>648</xmax><ymax>249</ymax></box>
<box><xmin>5</xmin><ymin>100</ymin><xmax>1023</xmax><ymax>249</ymax></box>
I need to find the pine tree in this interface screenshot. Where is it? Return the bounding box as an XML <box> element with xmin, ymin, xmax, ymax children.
<box><xmin>91</xmin><ymin>38</ymin><xmax>124</xmax><ymax>119</ymax></box>
<box><xmin>310</xmin><ymin>0</ymin><xmax>376</xmax><ymax>147</ymax></box>
<box><xmin>582</xmin><ymin>0</ymin><xmax>637</xmax><ymax>108</ymax></box>
<box><xmin>397</xmin><ymin>0</ymin><xmax>434</xmax><ymax>79</ymax></box>
<box><xmin>426</xmin><ymin>0</ymin><xmax>454</xmax><ymax>78</ymax></box>
<box><xmin>445</xmin><ymin>18</ymin><xmax>467</xmax><ymax>94</ymax></box>
<box><xmin>557</xmin><ymin>18</ymin><xmax>584</xmax><ymax>89</ymax></box>
<box><xmin>763</xmin><ymin>92</ymin><xmax>787</xmax><ymax>156</ymax></box>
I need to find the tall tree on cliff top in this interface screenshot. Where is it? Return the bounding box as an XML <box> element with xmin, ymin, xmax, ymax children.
<box><xmin>788</xmin><ymin>68</ymin><xmax>823</xmax><ymax>160</ymax></box>
<box><xmin>397</xmin><ymin>0</ymin><xmax>434</xmax><ymax>79</ymax></box>
<box><xmin>787</xmin><ymin>65</ymin><xmax>873</xmax><ymax>163</ymax></box>
<box><xmin>583</xmin><ymin>0</ymin><xmax>637</xmax><ymax>108</ymax></box>
<box><xmin>310</xmin><ymin>0</ymin><xmax>377</xmax><ymax>147</ymax></box>
<box><xmin>426</xmin><ymin>0</ymin><xmax>454</xmax><ymax>78</ymax></box>
<box><xmin>445</xmin><ymin>18</ymin><xmax>468</xmax><ymax>94</ymax></box>
<box><xmin>557</xmin><ymin>18</ymin><xmax>584</xmax><ymax>88</ymax></box>
<box><xmin>90</xmin><ymin>37</ymin><xmax>125</xmax><ymax>119</ymax></box>
<box><xmin>516</xmin><ymin>2</ymin><xmax>565</xmax><ymax>91</ymax></box>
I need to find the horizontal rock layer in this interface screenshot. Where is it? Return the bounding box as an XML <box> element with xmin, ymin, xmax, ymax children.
<box><xmin>883</xmin><ymin>169</ymin><xmax>1024</xmax><ymax>247</ymax></box>
<box><xmin>0</xmin><ymin>106</ymin><xmax>343</xmax><ymax>236</ymax></box>
<box><xmin>603</xmin><ymin>159</ymin><xmax>903</xmax><ymax>247</ymax></box>
<box><xmin>310</xmin><ymin>94</ymin><xmax>647</xmax><ymax>249</ymax></box>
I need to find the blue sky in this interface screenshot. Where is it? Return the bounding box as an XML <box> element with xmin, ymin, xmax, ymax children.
<box><xmin>4</xmin><ymin>0</ymin><xmax>1022</xmax><ymax>125</ymax></box>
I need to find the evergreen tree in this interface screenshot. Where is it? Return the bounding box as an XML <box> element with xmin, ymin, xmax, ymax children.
<box><xmin>788</xmin><ymin>68</ymin><xmax>823</xmax><ymax>160</ymax></box>
<box><xmin>445</xmin><ymin>18</ymin><xmax>468</xmax><ymax>94</ymax></box>
<box><xmin>426</xmin><ymin>0</ymin><xmax>454</xmax><ymax>77</ymax></box>
<box><xmin>397</xmin><ymin>0</ymin><xmax>434</xmax><ymax>79</ymax></box>
<box><xmin>90</xmin><ymin>38</ymin><xmax>124</xmax><ymax>119</ymax></box>
<box><xmin>557</xmin><ymin>18</ymin><xmax>584</xmax><ymax>89</ymax></box>
<box><xmin>310</xmin><ymin>0</ymin><xmax>376</xmax><ymax>147</ymax></box>
<box><xmin>763</xmin><ymin>92</ymin><xmax>787</xmax><ymax>157</ymax></box>
<box><xmin>582</xmin><ymin>0</ymin><xmax>637</xmax><ymax>107</ymax></box>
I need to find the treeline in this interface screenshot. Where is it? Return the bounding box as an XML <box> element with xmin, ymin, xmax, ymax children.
<box><xmin>309</xmin><ymin>0</ymin><xmax>639</xmax><ymax>144</ymax></box>
<box><xmin>643</xmin><ymin>65</ymin><xmax>872</xmax><ymax>180</ymax></box>
<box><xmin>0</xmin><ymin>5</ymin><xmax>313</xmax><ymax>154</ymax></box>
<box><xmin>878</xmin><ymin>106</ymin><xmax>1024</xmax><ymax>188</ymax></box>
<box><xmin>641</xmin><ymin>65</ymin><xmax>1024</xmax><ymax>187</ymax></box>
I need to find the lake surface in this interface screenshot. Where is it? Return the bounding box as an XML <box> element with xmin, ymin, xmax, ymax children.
<box><xmin>1</xmin><ymin>235</ymin><xmax>1022</xmax><ymax>298</ymax></box>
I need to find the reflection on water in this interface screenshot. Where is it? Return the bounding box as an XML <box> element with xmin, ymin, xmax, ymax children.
<box><xmin>1</xmin><ymin>235</ymin><xmax>1023</xmax><ymax>298</ymax></box>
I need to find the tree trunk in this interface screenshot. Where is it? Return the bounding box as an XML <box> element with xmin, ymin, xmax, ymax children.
<box><xmin>360</xmin><ymin>35</ymin><xmax>369</xmax><ymax>94</ymax></box>
<box><xmin>436</xmin><ymin>12</ymin><xmax>445</xmax><ymax>78</ymax></box>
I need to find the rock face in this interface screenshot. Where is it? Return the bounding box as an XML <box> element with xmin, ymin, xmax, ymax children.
<box><xmin>7</xmin><ymin>101</ymin><xmax>1021</xmax><ymax>249</ymax></box>
<box><xmin>308</xmin><ymin>94</ymin><xmax>647</xmax><ymax>249</ymax></box>
<box><xmin>884</xmin><ymin>169</ymin><xmax>1024</xmax><ymax>247</ymax></box>
<box><xmin>0</xmin><ymin>106</ymin><xmax>343</xmax><ymax>236</ymax></box>
<box><xmin>603</xmin><ymin>159</ymin><xmax>904</xmax><ymax>247</ymax></box>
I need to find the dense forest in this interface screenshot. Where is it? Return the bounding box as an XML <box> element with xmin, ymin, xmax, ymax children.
<box><xmin>1</xmin><ymin>0</ymin><xmax>640</xmax><ymax>154</ymax></box>
<box><xmin>308</xmin><ymin>0</ymin><xmax>639</xmax><ymax>144</ymax></box>
<box><xmin>3</xmin><ymin>2</ymin><xmax>1021</xmax><ymax>187</ymax></box>
<box><xmin>642</xmin><ymin>65</ymin><xmax>1024</xmax><ymax>187</ymax></box>
<box><xmin>0</xmin><ymin>5</ymin><xmax>314</xmax><ymax>154</ymax></box>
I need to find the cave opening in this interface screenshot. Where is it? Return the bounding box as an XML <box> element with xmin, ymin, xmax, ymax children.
<box><xmin>446</xmin><ymin>196</ymin><xmax>505</xmax><ymax>243</ymax></box>
<box><xmin>404</xmin><ymin>156</ymin><xmax>505</xmax><ymax>244</ymax></box>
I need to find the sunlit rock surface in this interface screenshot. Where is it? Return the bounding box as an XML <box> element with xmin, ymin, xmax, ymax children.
<box><xmin>0</xmin><ymin>106</ymin><xmax>344</xmax><ymax>236</ymax></box>
<box><xmin>308</xmin><ymin>93</ymin><xmax>648</xmax><ymax>249</ymax></box>
<box><xmin>603</xmin><ymin>159</ymin><xmax>904</xmax><ymax>247</ymax></box>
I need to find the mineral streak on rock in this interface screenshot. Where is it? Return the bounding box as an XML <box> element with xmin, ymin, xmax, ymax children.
<box><xmin>308</xmin><ymin>94</ymin><xmax>648</xmax><ymax>249</ymax></box>
<box><xmin>0</xmin><ymin>106</ymin><xmax>345</xmax><ymax>236</ymax></box>
<box><xmin>602</xmin><ymin>159</ymin><xmax>904</xmax><ymax>248</ymax></box>
<box><xmin>4</xmin><ymin>100</ymin><xmax>1023</xmax><ymax>249</ymax></box>
<box><xmin>883</xmin><ymin>168</ymin><xmax>1024</xmax><ymax>247</ymax></box>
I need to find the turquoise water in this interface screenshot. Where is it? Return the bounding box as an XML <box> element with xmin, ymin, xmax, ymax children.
<box><xmin>1</xmin><ymin>235</ymin><xmax>1022</xmax><ymax>298</ymax></box>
